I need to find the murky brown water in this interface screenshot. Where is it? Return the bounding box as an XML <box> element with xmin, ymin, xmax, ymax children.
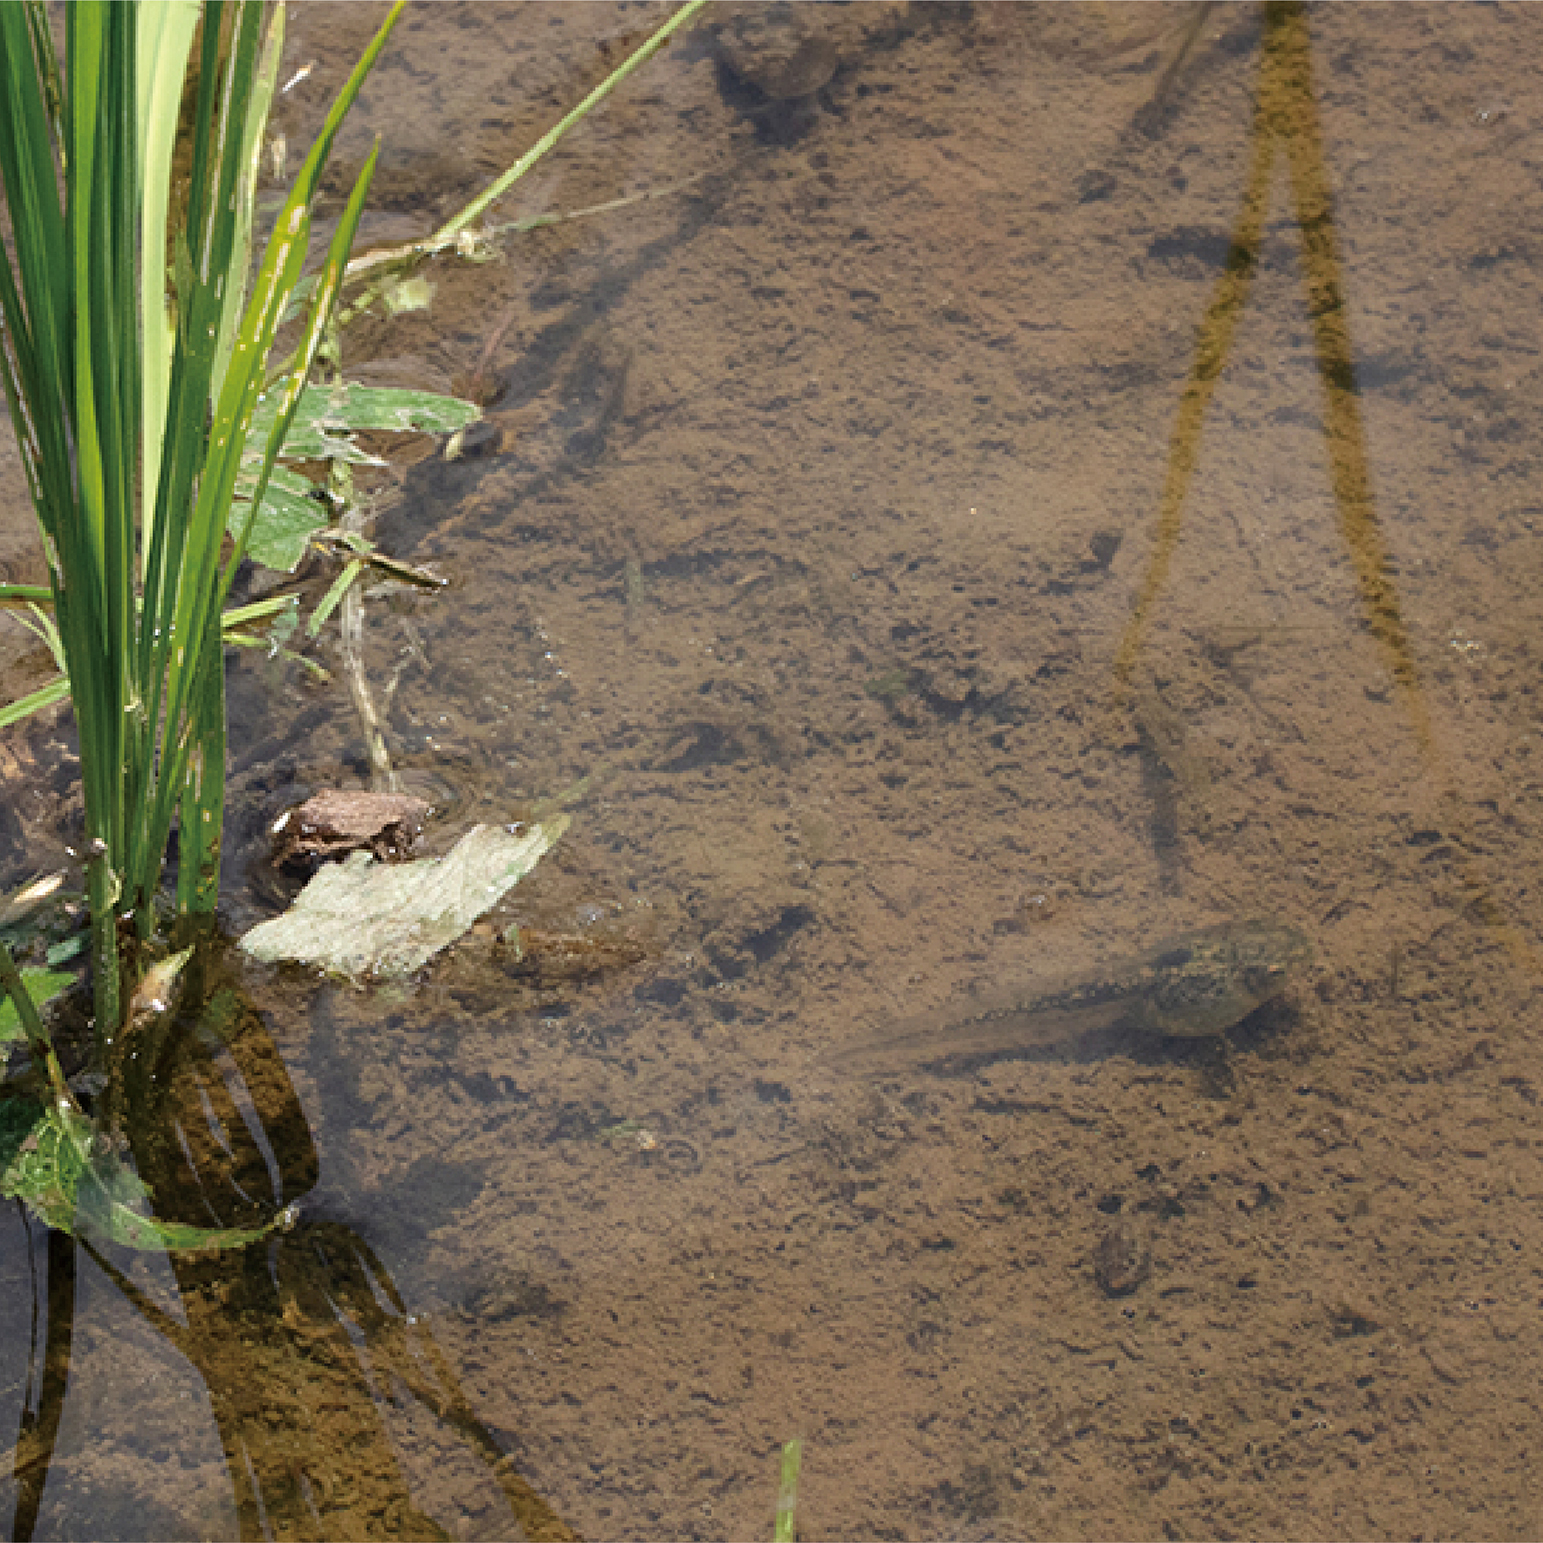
<box><xmin>5</xmin><ymin>3</ymin><xmax>1543</xmax><ymax>1538</ymax></box>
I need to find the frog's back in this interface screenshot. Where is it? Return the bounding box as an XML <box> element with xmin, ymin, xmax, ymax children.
<box><xmin>828</xmin><ymin>919</ymin><xmax>1310</xmax><ymax>1074</ymax></box>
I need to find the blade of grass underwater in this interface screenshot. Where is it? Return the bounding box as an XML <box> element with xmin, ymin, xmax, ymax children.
<box><xmin>222</xmin><ymin>596</ymin><xmax>299</xmax><ymax>629</ymax></box>
<box><xmin>0</xmin><ymin>677</ymin><xmax>70</xmax><ymax>730</ymax></box>
<box><xmin>307</xmin><ymin>558</ymin><xmax>364</xmax><ymax>639</ymax></box>
<box><xmin>774</xmin><ymin>1440</ymin><xmax>802</xmax><ymax>1543</ymax></box>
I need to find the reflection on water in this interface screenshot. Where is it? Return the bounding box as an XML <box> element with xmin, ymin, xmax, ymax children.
<box><xmin>6</xmin><ymin>1</ymin><xmax>1543</xmax><ymax>1537</ymax></box>
<box><xmin>1</xmin><ymin>951</ymin><xmax>575</xmax><ymax>1542</ymax></box>
<box><xmin>1113</xmin><ymin>0</ymin><xmax>1540</xmax><ymax>972</ymax></box>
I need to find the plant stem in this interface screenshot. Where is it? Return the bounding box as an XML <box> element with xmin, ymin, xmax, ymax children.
<box><xmin>0</xmin><ymin>938</ymin><xmax>77</xmax><ymax>1110</ymax></box>
<box><xmin>85</xmin><ymin>847</ymin><xmax>120</xmax><ymax>1061</ymax></box>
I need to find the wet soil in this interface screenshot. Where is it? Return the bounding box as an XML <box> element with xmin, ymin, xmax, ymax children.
<box><xmin>6</xmin><ymin>4</ymin><xmax>1543</xmax><ymax>1539</ymax></box>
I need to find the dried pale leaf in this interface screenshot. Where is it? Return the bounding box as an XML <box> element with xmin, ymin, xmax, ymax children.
<box><xmin>241</xmin><ymin>818</ymin><xmax>568</xmax><ymax>979</ymax></box>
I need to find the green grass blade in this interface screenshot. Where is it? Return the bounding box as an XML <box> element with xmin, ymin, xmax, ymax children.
<box><xmin>0</xmin><ymin>9</ymin><xmax>74</xmax><ymax>543</ymax></box>
<box><xmin>212</xmin><ymin>1</ymin><xmax>285</xmax><ymax>396</ymax></box>
<box><xmin>434</xmin><ymin>0</ymin><xmax>710</xmax><ymax>242</ymax></box>
<box><xmin>136</xmin><ymin>1</ymin><xmax>264</xmax><ymax>742</ymax></box>
<box><xmin>774</xmin><ymin>1439</ymin><xmax>802</xmax><ymax>1543</ymax></box>
<box><xmin>0</xmin><ymin>939</ymin><xmax>72</xmax><ymax>1105</ymax></box>
<box><xmin>134</xmin><ymin>0</ymin><xmax>198</xmax><ymax>559</ymax></box>
<box><xmin>176</xmin><ymin>627</ymin><xmax>225</xmax><ymax>917</ymax></box>
<box><xmin>307</xmin><ymin>557</ymin><xmax>363</xmax><ymax>639</ymax></box>
<box><xmin>135</xmin><ymin>3</ymin><xmax>403</xmax><ymax>913</ymax></box>
<box><xmin>222</xmin><ymin>595</ymin><xmax>299</xmax><ymax>630</ymax></box>
<box><xmin>1</xmin><ymin>0</ymin><xmax>406</xmax><ymax>1029</ymax></box>
<box><xmin>0</xmin><ymin>675</ymin><xmax>70</xmax><ymax>730</ymax></box>
<box><xmin>225</xmin><ymin>143</ymin><xmax>382</xmax><ymax>581</ymax></box>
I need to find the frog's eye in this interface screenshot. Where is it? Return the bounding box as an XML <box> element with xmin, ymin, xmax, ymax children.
<box><xmin>1243</xmin><ymin>962</ymin><xmax>1286</xmax><ymax>994</ymax></box>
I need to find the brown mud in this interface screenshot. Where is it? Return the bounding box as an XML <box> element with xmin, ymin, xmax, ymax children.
<box><xmin>5</xmin><ymin>4</ymin><xmax>1543</xmax><ymax>1539</ymax></box>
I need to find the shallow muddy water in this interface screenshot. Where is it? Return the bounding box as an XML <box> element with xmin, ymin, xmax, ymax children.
<box><xmin>5</xmin><ymin>3</ymin><xmax>1543</xmax><ymax>1539</ymax></box>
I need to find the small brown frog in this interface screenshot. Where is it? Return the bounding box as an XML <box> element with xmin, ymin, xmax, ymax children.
<box><xmin>269</xmin><ymin>790</ymin><xmax>431</xmax><ymax>875</ymax></box>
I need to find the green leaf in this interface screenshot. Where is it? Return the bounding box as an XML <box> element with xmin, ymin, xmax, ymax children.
<box><xmin>0</xmin><ymin>1096</ymin><xmax>46</xmax><ymax>1172</ymax></box>
<box><xmin>137</xmin><ymin>2</ymin><xmax>406</xmax><ymax>925</ymax></box>
<box><xmin>0</xmin><ymin>673</ymin><xmax>70</xmax><ymax>729</ymax></box>
<box><xmin>379</xmin><ymin>273</ymin><xmax>434</xmax><ymax>315</ymax></box>
<box><xmin>775</xmin><ymin>1439</ymin><xmax>803</xmax><ymax>1543</ymax></box>
<box><xmin>228</xmin><ymin>477</ymin><xmax>328</xmax><ymax>573</ymax></box>
<box><xmin>251</xmin><ymin>380</ymin><xmax>481</xmax><ymax>466</ymax></box>
<box><xmin>0</xmin><ymin>966</ymin><xmax>74</xmax><ymax>1043</ymax></box>
<box><xmin>318</xmin><ymin>382</ymin><xmax>481</xmax><ymax>435</ymax></box>
<box><xmin>0</xmin><ymin>1094</ymin><xmax>289</xmax><ymax>1252</ymax></box>
<box><xmin>240</xmin><ymin>817</ymin><xmax>569</xmax><ymax>980</ymax></box>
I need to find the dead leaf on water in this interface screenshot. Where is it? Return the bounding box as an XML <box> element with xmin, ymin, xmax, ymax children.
<box><xmin>241</xmin><ymin>818</ymin><xmax>569</xmax><ymax>981</ymax></box>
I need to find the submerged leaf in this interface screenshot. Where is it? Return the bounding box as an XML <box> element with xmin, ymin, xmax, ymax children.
<box><xmin>0</xmin><ymin>966</ymin><xmax>75</xmax><ymax>1044</ymax></box>
<box><xmin>227</xmin><ymin>381</ymin><xmax>482</xmax><ymax>574</ymax></box>
<box><xmin>249</xmin><ymin>380</ymin><xmax>481</xmax><ymax>466</ymax></box>
<box><xmin>379</xmin><ymin>274</ymin><xmax>435</xmax><ymax>315</ymax></box>
<box><xmin>240</xmin><ymin>818</ymin><xmax>570</xmax><ymax>979</ymax></box>
<box><xmin>300</xmin><ymin>380</ymin><xmax>482</xmax><ymax>436</ymax></box>
<box><xmin>0</xmin><ymin>1097</ymin><xmax>282</xmax><ymax>1252</ymax></box>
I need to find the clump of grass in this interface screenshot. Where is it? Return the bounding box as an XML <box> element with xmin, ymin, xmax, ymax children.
<box><xmin>0</xmin><ymin>0</ymin><xmax>402</xmax><ymax>1247</ymax></box>
<box><xmin>0</xmin><ymin>0</ymin><xmax>401</xmax><ymax>1045</ymax></box>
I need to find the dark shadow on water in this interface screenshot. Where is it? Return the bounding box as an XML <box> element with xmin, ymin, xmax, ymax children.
<box><xmin>8</xmin><ymin>1228</ymin><xmax>73</xmax><ymax>1543</ymax></box>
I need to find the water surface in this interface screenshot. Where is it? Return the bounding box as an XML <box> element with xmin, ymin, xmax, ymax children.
<box><xmin>3</xmin><ymin>4</ymin><xmax>1543</xmax><ymax>1538</ymax></box>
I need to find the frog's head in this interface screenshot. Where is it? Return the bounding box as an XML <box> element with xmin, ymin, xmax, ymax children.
<box><xmin>1143</xmin><ymin>919</ymin><xmax>1312</xmax><ymax>1037</ymax></box>
<box><xmin>1229</xmin><ymin>921</ymin><xmax>1314</xmax><ymax>1015</ymax></box>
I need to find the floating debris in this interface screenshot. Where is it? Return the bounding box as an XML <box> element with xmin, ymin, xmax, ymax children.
<box><xmin>242</xmin><ymin>818</ymin><xmax>570</xmax><ymax>980</ymax></box>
